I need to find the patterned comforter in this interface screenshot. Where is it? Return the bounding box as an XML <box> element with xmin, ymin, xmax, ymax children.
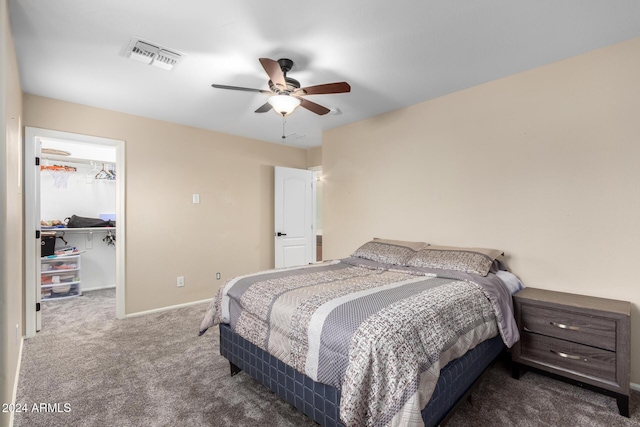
<box><xmin>199</xmin><ymin>258</ymin><xmax>518</xmax><ymax>427</ymax></box>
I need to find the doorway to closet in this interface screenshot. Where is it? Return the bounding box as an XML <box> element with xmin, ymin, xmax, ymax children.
<box><xmin>310</xmin><ymin>166</ymin><xmax>323</xmax><ymax>262</ymax></box>
<box><xmin>24</xmin><ymin>127</ymin><xmax>126</xmax><ymax>338</ymax></box>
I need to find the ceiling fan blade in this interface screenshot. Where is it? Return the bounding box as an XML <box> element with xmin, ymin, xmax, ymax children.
<box><xmin>259</xmin><ymin>58</ymin><xmax>286</xmax><ymax>90</ymax></box>
<box><xmin>298</xmin><ymin>98</ymin><xmax>330</xmax><ymax>115</ymax></box>
<box><xmin>211</xmin><ymin>84</ymin><xmax>271</xmax><ymax>94</ymax></box>
<box><xmin>254</xmin><ymin>102</ymin><xmax>273</xmax><ymax>113</ymax></box>
<box><xmin>299</xmin><ymin>82</ymin><xmax>351</xmax><ymax>96</ymax></box>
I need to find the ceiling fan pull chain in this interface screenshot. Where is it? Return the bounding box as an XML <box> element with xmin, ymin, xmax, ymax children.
<box><xmin>282</xmin><ymin>116</ymin><xmax>286</xmax><ymax>139</ymax></box>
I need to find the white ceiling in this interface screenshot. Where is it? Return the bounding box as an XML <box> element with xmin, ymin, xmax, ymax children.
<box><xmin>8</xmin><ymin>0</ymin><xmax>640</xmax><ymax>148</ymax></box>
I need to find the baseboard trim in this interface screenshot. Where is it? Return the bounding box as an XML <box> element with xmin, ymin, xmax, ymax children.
<box><xmin>82</xmin><ymin>285</ymin><xmax>116</xmax><ymax>292</ymax></box>
<box><xmin>631</xmin><ymin>382</ymin><xmax>640</xmax><ymax>392</ymax></box>
<box><xmin>9</xmin><ymin>337</ymin><xmax>24</xmax><ymax>427</ymax></box>
<box><xmin>125</xmin><ymin>298</ymin><xmax>212</xmax><ymax>319</ymax></box>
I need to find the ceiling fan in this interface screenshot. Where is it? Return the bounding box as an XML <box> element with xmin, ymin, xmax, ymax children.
<box><xmin>211</xmin><ymin>58</ymin><xmax>350</xmax><ymax>116</ymax></box>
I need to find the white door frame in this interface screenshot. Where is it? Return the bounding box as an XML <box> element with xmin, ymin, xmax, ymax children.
<box><xmin>309</xmin><ymin>166</ymin><xmax>322</xmax><ymax>261</ymax></box>
<box><xmin>24</xmin><ymin>127</ymin><xmax>126</xmax><ymax>337</ymax></box>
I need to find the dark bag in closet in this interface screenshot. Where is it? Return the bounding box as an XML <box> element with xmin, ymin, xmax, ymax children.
<box><xmin>65</xmin><ymin>215</ymin><xmax>114</xmax><ymax>228</ymax></box>
<box><xmin>41</xmin><ymin>232</ymin><xmax>57</xmax><ymax>257</ymax></box>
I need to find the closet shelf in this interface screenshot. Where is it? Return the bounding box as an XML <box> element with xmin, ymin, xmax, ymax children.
<box><xmin>41</xmin><ymin>154</ymin><xmax>114</xmax><ymax>166</ymax></box>
<box><xmin>41</xmin><ymin>227</ymin><xmax>116</xmax><ymax>233</ymax></box>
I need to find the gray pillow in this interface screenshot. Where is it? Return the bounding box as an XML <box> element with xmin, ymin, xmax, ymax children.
<box><xmin>351</xmin><ymin>238</ymin><xmax>428</xmax><ymax>265</ymax></box>
<box><xmin>406</xmin><ymin>245</ymin><xmax>503</xmax><ymax>276</ymax></box>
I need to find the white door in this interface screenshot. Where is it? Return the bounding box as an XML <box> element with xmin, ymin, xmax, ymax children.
<box><xmin>274</xmin><ymin>166</ymin><xmax>315</xmax><ymax>268</ymax></box>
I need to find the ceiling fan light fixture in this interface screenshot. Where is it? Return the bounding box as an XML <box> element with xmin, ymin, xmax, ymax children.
<box><xmin>211</xmin><ymin>57</ymin><xmax>350</xmax><ymax>119</ymax></box>
<box><xmin>268</xmin><ymin>95</ymin><xmax>301</xmax><ymax>116</ymax></box>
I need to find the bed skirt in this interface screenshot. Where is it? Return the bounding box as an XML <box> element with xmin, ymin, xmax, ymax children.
<box><xmin>219</xmin><ymin>323</ymin><xmax>504</xmax><ymax>426</ymax></box>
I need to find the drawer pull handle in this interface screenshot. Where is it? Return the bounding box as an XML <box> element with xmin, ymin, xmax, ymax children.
<box><xmin>550</xmin><ymin>321</ymin><xmax>580</xmax><ymax>331</ymax></box>
<box><xmin>550</xmin><ymin>349</ymin><xmax>586</xmax><ymax>362</ymax></box>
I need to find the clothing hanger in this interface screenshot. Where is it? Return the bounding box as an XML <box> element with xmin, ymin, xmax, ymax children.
<box><xmin>95</xmin><ymin>163</ymin><xmax>116</xmax><ymax>180</ymax></box>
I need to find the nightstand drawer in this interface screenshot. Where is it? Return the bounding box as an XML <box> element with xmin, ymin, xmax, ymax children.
<box><xmin>520</xmin><ymin>304</ymin><xmax>616</xmax><ymax>351</ymax></box>
<box><xmin>520</xmin><ymin>332</ymin><xmax>616</xmax><ymax>383</ymax></box>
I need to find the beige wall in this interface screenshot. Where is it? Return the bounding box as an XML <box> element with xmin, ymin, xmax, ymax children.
<box><xmin>1</xmin><ymin>0</ymin><xmax>24</xmax><ymax>421</ymax></box>
<box><xmin>23</xmin><ymin>95</ymin><xmax>308</xmax><ymax>314</ymax></box>
<box><xmin>324</xmin><ymin>38</ymin><xmax>640</xmax><ymax>384</ymax></box>
<box><xmin>306</xmin><ymin>146</ymin><xmax>322</xmax><ymax>168</ymax></box>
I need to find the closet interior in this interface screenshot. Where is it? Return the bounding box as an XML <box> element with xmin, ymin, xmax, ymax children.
<box><xmin>39</xmin><ymin>139</ymin><xmax>117</xmax><ymax>302</ymax></box>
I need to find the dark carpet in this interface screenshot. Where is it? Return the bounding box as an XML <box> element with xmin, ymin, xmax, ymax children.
<box><xmin>14</xmin><ymin>289</ymin><xmax>639</xmax><ymax>426</ymax></box>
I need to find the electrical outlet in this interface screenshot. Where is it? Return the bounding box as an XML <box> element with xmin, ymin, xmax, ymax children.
<box><xmin>15</xmin><ymin>324</ymin><xmax>19</xmax><ymax>344</ymax></box>
<box><xmin>216</xmin><ymin>272</ymin><xmax>221</xmax><ymax>280</ymax></box>
<box><xmin>177</xmin><ymin>276</ymin><xmax>185</xmax><ymax>287</ymax></box>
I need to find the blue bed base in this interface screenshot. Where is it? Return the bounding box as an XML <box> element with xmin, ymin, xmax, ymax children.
<box><xmin>219</xmin><ymin>323</ymin><xmax>504</xmax><ymax>426</ymax></box>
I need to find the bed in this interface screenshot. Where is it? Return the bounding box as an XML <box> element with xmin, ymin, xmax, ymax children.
<box><xmin>200</xmin><ymin>239</ymin><xmax>522</xmax><ymax>426</ymax></box>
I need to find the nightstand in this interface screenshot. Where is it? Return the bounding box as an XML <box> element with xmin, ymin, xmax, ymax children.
<box><xmin>511</xmin><ymin>287</ymin><xmax>631</xmax><ymax>417</ymax></box>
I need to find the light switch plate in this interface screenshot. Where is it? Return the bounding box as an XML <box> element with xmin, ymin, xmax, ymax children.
<box><xmin>192</xmin><ymin>194</ymin><xmax>200</xmax><ymax>204</ymax></box>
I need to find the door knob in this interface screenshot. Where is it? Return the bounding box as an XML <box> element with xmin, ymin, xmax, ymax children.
<box><xmin>276</xmin><ymin>232</ymin><xmax>287</xmax><ymax>237</ymax></box>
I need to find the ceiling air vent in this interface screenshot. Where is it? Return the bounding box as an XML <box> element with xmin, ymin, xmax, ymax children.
<box><xmin>125</xmin><ymin>37</ymin><xmax>182</xmax><ymax>71</ymax></box>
